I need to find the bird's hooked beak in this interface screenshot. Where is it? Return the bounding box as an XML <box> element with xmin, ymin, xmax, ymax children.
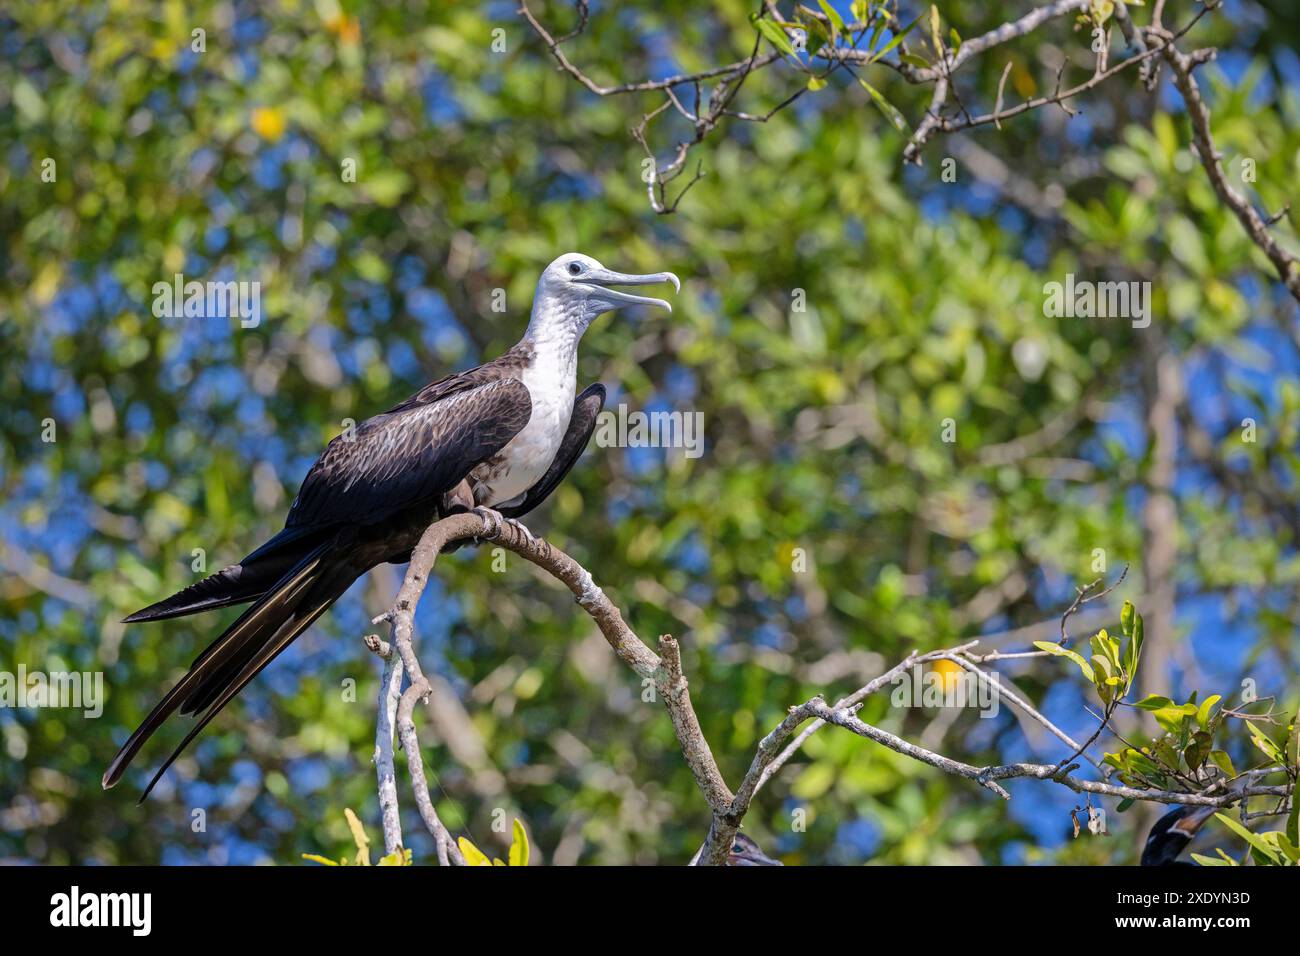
<box><xmin>576</xmin><ymin>267</ymin><xmax>680</xmax><ymax>313</ymax></box>
<box><xmin>1170</xmin><ymin>804</ymin><xmax>1218</xmax><ymax>836</ymax></box>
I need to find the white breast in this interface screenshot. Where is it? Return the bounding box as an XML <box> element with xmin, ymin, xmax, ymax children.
<box><xmin>472</xmin><ymin>357</ymin><xmax>576</xmax><ymax>507</ymax></box>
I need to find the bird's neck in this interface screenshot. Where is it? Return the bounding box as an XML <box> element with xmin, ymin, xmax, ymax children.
<box><xmin>521</xmin><ymin>298</ymin><xmax>582</xmax><ymax>381</ymax></box>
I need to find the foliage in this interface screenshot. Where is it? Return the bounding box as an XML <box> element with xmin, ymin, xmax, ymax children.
<box><xmin>302</xmin><ymin>808</ymin><xmax>413</xmax><ymax>866</ymax></box>
<box><xmin>1034</xmin><ymin>599</ymin><xmax>1144</xmax><ymax>706</ymax></box>
<box><xmin>457</xmin><ymin>818</ymin><xmax>531</xmax><ymax>867</ymax></box>
<box><xmin>1</xmin><ymin>0</ymin><xmax>1297</xmax><ymax>865</ymax></box>
<box><xmin>1034</xmin><ymin>598</ymin><xmax>1295</xmax><ymax>859</ymax></box>
<box><xmin>1191</xmin><ymin>811</ymin><xmax>1299</xmax><ymax>867</ymax></box>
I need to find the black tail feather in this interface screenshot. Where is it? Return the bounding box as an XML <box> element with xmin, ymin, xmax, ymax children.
<box><xmin>102</xmin><ymin>540</ymin><xmax>353</xmax><ymax>795</ymax></box>
<box><xmin>122</xmin><ymin>564</ymin><xmax>270</xmax><ymax>623</ymax></box>
<box><xmin>122</xmin><ymin>526</ymin><xmax>331</xmax><ymax>624</ymax></box>
<box><xmin>134</xmin><ymin>563</ymin><xmax>359</xmax><ymax>803</ymax></box>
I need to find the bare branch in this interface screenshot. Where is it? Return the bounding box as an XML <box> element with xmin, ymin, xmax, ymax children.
<box><xmin>365</xmin><ymin>634</ymin><xmax>405</xmax><ymax>857</ymax></box>
<box><xmin>368</xmin><ymin>512</ymin><xmax>1291</xmax><ymax>866</ymax></box>
<box><xmin>1160</xmin><ymin>36</ymin><xmax>1300</xmax><ymax>302</ymax></box>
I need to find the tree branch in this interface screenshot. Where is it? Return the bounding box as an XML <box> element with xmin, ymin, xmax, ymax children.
<box><xmin>516</xmin><ymin>0</ymin><xmax>1300</xmax><ymax>310</ymax></box>
<box><xmin>1160</xmin><ymin>34</ymin><xmax>1300</xmax><ymax>301</ymax></box>
<box><xmin>367</xmin><ymin>512</ymin><xmax>1293</xmax><ymax>866</ymax></box>
<box><xmin>364</xmin><ymin>633</ymin><xmax>404</xmax><ymax>857</ymax></box>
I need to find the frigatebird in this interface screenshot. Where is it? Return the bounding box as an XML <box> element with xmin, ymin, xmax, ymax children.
<box><xmin>105</xmin><ymin>253</ymin><xmax>679</xmax><ymax>799</ymax></box>
<box><xmin>1140</xmin><ymin>804</ymin><xmax>1217</xmax><ymax>865</ymax></box>
<box><xmin>689</xmin><ymin>833</ymin><xmax>784</xmax><ymax>866</ymax></box>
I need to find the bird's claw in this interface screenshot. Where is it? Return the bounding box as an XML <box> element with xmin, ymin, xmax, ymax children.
<box><xmin>470</xmin><ymin>508</ymin><xmax>535</xmax><ymax>545</ymax></box>
<box><xmin>506</xmin><ymin>517</ymin><xmax>536</xmax><ymax>544</ymax></box>
<box><xmin>472</xmin><ymin>507</ymin><xmax>504</xmax><ymax>540</ymax></box>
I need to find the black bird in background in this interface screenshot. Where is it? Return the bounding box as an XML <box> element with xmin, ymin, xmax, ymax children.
<box><xmin>105</xmin><ymin>254</ymin><xmax>678</xmax><ymax>799</ymax></box>
<box><xmin>1140</xmin><ymin>805</ymin><xmax>1217</xmax><ymax>865</ymax></box>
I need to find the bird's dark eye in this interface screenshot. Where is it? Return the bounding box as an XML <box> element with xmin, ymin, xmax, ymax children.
<box><xmin>567</xmin><ymin>262</ymin><xmax>582</xmax><ymax>275</ymax></box>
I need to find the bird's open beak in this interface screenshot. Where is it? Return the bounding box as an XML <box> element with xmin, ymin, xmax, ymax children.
<box><xmin>1171</xmin><ymin>804</ymin><xmax>1218</xmax><ymax>836</ymax></box>
<box><xmin>578</xmin><ymin>267</ymin><xmax>680</xmax><ymax>313</ymax></box>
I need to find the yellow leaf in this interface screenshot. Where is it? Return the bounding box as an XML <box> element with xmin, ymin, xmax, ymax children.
<box><xmin>30</xmin><ymin>262</ymin><xmax>62</xmax><ymax>306</ymax></box>
<box><xmin>509</xmin><ymin>819</ymin><xmax>530</xmax><ymax>867</ymax></box>
<box><xmin>458</xmin><ymin>836</ymin><xmax>492</xmax><ymax>866</ymax></box>
<box><xmin>326</xmin><ymin>13</ymin><xmax>362</xmax><ymax>44</ymax></box>
<box><xmin>344</xmin><ymin>808</ymin><xmax>371</xmax><ymax>866</ymax></box>
<box><xmin>251</xmin><ymin>106</ymin><xmax>286</xmax><ymax>142</ymax></box>
<box><xmin>931</xmin><ymin>657</ymin><xmax>963</xmax><ymax>693</ymax></box>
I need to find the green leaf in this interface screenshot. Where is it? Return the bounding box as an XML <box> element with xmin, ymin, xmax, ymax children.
<box><xmin>11</xmin><ymin>78</ymin><xmax>47</xmax><ymax>123</ymax></box>
<box><xmin>1103</xmin><ymin>750</ymin><xmax>1130</xmax><ymax>771</ymax></box>
<box><xmin>301</xmin><ymin>853</ymin><xmax>341</xmax><ymax>866</ymax></box>
<box><xmin>1033</xmin><ymin>640</ymin><xmax>1094</xmax><ymax>682</ymax></box>
<box><xmin>807</xmin><ymin>75</ymin><xmax>828</xmax><ymax>92</ymax></box>
<box><xmin>363</xmin><ymin>169</ymin><xmax>411</xmax><ymax>207</ymax></box>
<box><xmin>1095</xmin><ymin>679</ymin><xmax>1113</xmax><ymax>706</ymax></box>
<box><xmin>753</xmin><ymin>17</ymin><xmax>797</xmax><ymax>56</ymax></box>
<box><xmin>509</xmin><ymin>818</ymin><xmax>530</xmax><ymax>867</ymax></box>
<box><xmin>1185</xmin><ymin>730</ymin><xmax>1212</xmax><ymax>771</ymax></box>
<box><xmin>1134</xmin><ymin>695</ymin><xmax>1173</xmax><ymax>711</ymax></box>
<box><xmin>799</xmin><ymin>14</ymin><xmax>831</xmax><ymax>52</ymax></box>
<box><xmin>868</xmin><ymin>14</ymin><xmax>886</xmax><ymax>51</ymax></box>
<box><xmin>869</xmin><ymin>11</ymin><xmax>922</xmax><ymax>62</ymax></box>
<box><xmin>928</xmin><ymin>4</ymin><xmax>942</xmax><ymax>52</ymax></box>
<box><xmin>1276</xmin><ymin>833</ymin><xmax>1300</xmax><ymax>864</ymax></box>
<box><xmin>1120</xmin><ymin>600</ymin><xmax>1134</xmax><ymax>638</ymax></box>
<box><xmin>817</xmin><ymin>0</ymin><xmax>847</xmax><ymax>37</ymax></box>
<box><xmin>1091</xmin><ymin>652</ymin><xmax>1112</xmax><ymax>682</ymax></box>
<box><xmin>1195</xmin><ymin>694</ymin><xmax>1221</xmax><ymax>729</ymax></box>
<box><xmin>1214</xmin><ymin>812</ymin><xmax>1283</xmax><ymax>865</ymax></box>
<box><xmin>1209</xmin><ymin>750</ymin><xmax>1236</xmax><ymax>777</ymax></box>
<box><xmin>1189</xmin><ymin>852</ymin><xmax>1236</xmax><ymax>866</ymax></box>
<box><xmin>1246</xmin><ymin>720</ymin><xmax>1284</xmax><ymax>764</ymax></box>
<box><xmin>793</xmin><ymin>760</ymin><xmax>837</xmax><ymax>799</ymax></box>
<box><xmin>1089</xmin><ymin>634</ymin><xmax>1110</xmax><ymax>670</ymax></box>
<box><xmin>857</xmin><ymin>78</ymin><xmax>909</xmax><ymax>131</ymax></box>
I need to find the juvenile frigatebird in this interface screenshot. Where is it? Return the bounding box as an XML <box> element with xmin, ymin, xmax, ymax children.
<box><xmin>105</xmin><ymin>253</ymin><xmax>679</xmax><ymax>798</ymax></box>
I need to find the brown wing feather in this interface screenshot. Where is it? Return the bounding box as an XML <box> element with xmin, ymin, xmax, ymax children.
<box><xmin>287</xmin><ymin>377</ymin><xmax>531</xmax><ymax>528</ymax></box>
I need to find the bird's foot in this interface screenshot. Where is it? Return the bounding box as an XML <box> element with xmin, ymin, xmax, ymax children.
<box><xmin>471</xmin><ymin>507</ymin><xmax>505</xmax><ymax>540</ymax></box>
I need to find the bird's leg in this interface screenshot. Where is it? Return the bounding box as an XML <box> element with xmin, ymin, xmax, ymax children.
<box><xmin>440</xmin><ymin>479</ymin><xmax>476</xmax><ymax>517</ymax></box>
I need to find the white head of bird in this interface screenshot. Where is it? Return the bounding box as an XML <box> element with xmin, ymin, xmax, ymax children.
<box><xmin>525</xmin><ymin>253</ymin><xmax>679</xmax><ymax>347</ymax></box>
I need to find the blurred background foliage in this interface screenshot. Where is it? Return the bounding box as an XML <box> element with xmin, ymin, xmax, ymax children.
<box><xmin>1</xmin><ymin>0</ymin><xmax>1298</xmax><ymax>865</ymax></box>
